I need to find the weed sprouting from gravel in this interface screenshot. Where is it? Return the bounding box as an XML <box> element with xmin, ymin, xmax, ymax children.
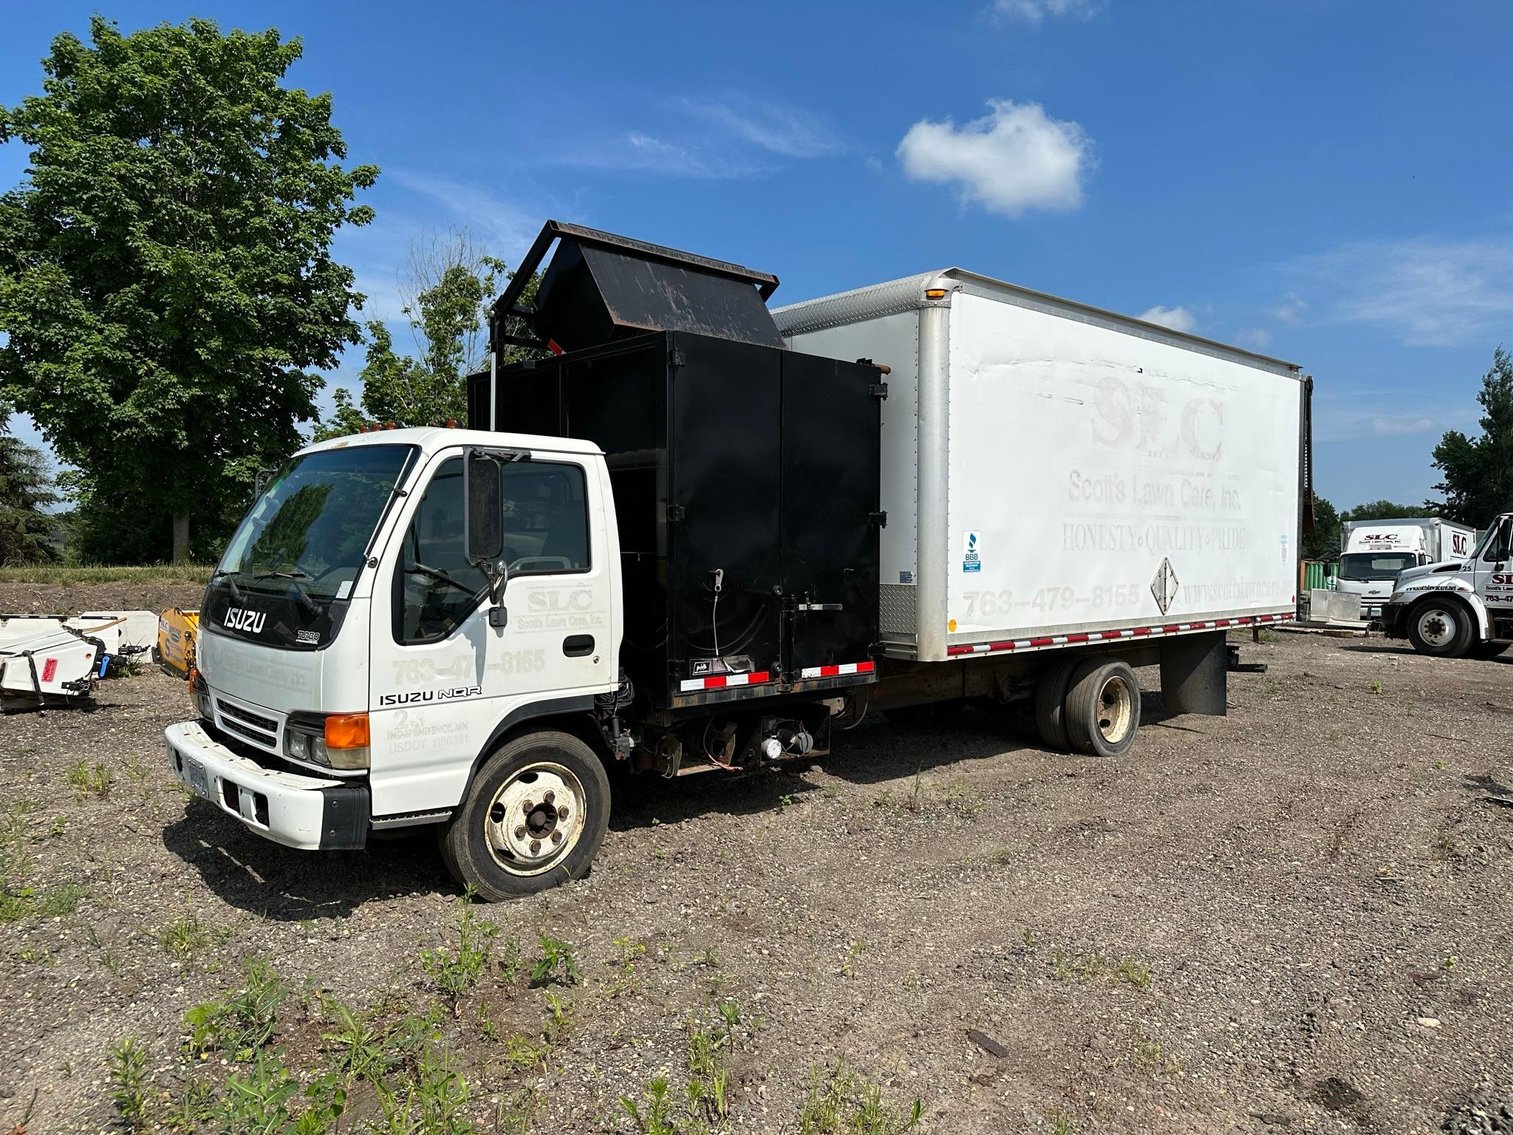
<box><xmin>530</xmin><ymin>933</ymin><xmax>581</xmax><ymax>987</ymax></box>
<box><xmin>1115</xmin><ymin>957</ymin><xmax>1152</xmax><ymax>989</ymax></box>
<box><xmin>2</xmin><ymin>881</ymin><xmax>85</xmax><ymax>924</ymax></box>
<box><xmin>421</xmin><ymin>896</ymin><xmax>501</xmax><ymax>1006</ymax></box>
<box><xmin>65</xmin><ymin>759</ymin><xmax>113</xmax><ymax>799</ymax></box>
<box><xmin>1</xmin><ymin>800</ymin><xmax>37</xmax><ymax>890</ymax></box>
<box><xmin>1049</xmin><ymin>1113</ymin><xmax>1078</xmax><ymax>1135</ymax></box>
<box><xmin>798</xmin><ymin>1060</ymin><xmax>923</xmax><ymax>1134</ymax></box>
<box><xmin>183</xmin><ymin>957</ymin><xmax>287</xmax><ymax>1061</ymax></box>
<box><xmin>107</xmin><ymin>1037</ymin><xmax>149</xmax><ymax>1130</ymax></box>
<box><xmin>157</xmin><ymin>913</ymin><xmax>225</xmax><ymax>959</ymax></box>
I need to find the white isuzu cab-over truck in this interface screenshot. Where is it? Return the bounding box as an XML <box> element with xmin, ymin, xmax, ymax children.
<box><xmin>166</xmin><ymin>221</ymin><xmax>1310</xmax><ymax>899</ymax></box>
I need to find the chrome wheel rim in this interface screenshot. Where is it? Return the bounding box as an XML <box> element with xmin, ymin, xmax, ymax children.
<box><xmin>1095</xmin><ymin>673</ymin><xmax>1135</xmax><ymax>744</ymax></box>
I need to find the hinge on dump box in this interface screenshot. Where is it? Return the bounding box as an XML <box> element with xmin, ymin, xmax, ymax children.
<box><xmin>869</xmin><ymin>511</ymin><xmax>888</xmax><ymax>528</ymax></box>
<box><xmin>669</xmin><ymin>348</ymin><xmax>686</xmax><ymax>368</ymax></box>
<box><xmin>667</xmin><ymin>504</ymin><xmax>686</xmax><ymax>523</ymax></box>
<box><xmin>868</xmin><ymin>383</ymin><xmax>889</xmax><ymax>400</ymax></box>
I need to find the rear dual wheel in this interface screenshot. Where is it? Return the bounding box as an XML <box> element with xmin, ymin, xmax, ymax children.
<box><xmin>1034</xmin><ymin>657</ymin><xmax>1141</xmax><ymax>758</ymax></box>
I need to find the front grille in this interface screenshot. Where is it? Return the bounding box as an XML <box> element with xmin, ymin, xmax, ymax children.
<box><xmin>214</xmin><ymin>698</ymin><xmax>280</xmax><ymax>750</ymax></box>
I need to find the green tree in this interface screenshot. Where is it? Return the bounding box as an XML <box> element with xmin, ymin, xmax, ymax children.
<box><xmin>1430</xmin><ymin>347</ymin><xmax>1513</xmax><ymax>527</ymax></box>
<box><xmin>318</xmin><ymin>232</ymin><xmax>538</xmax><ymax>440</ymax></box>
<box><xmin>0</xmin><ymin>16</ymin><xmax>377</xmax><ymax>563</ymax></box>
<box><xmin>0</xmin><ymin>423</ymin><xmax>59</xmax><ymax>564</ymax></box>
<box><xmin>1301</xmin><ymin>491</ymin><xmax>1339</xmax><ymax>561</ymax></box>
<box><xmin>1340</xmin><ymin>499</ymin><xmax>1433</xmax><ymax>523</ymax></box>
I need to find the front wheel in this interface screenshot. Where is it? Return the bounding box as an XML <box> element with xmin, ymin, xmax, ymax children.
<box><xmin>1064</xmin><ymin>658</ymin><xmax>1141</xmax><ymax>758</ymax></box>
<box><xmin>1406</xmin><ymin>600</ymin><xmax>1473</xmax><ymax>658</ymax></box>
<box><xmin>440</xmin><ymin>731</ymin><xmax>610</xmax><ymax>900</ymax></box>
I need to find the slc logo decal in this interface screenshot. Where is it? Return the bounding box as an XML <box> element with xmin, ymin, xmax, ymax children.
<box><xmin>963</xmin><ymin>531</ymin><xmax>982</xmax><ymax>573</ymax></box>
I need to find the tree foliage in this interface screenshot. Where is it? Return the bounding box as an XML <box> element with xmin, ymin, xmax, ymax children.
<box><xmin>318</xmin><ymin>232</ymin><xmax>538</xmax><ymax>440</ymax></box>
<box><xmin>1301</xmin><ymin>491</ymin><xmax>1339</xmax><ymax>562</ymax></box>
<box><xmin>1340</xmin><ymin>499</ymin><xmax>1433</xmax><ymax>523</ymax></box>
<box><xmin>1430</xmin><ymin>347</ymin><xmax>1513</xmax><ymax>527</ymax></box>
<box><xmin>0</xmin><ymin>16</ymin><xmax>377</xmax><ymax>562</ymax></box>
<box><xmin>0</xmin><ymin>423</ymin><xmax>59</xmax><ymax>564</ymax></box>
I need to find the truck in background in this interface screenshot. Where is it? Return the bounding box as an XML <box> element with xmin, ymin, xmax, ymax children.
<box><xmin>164</xmin><ymin>220</ymin><xmax>1310</xmax><ymax>899</ymax></box>
<box><xmin>1333</xmin><ymin>518</ymin><xmax>1475</xmax><ymax>621</ymax></box>
<box><xmin>1382</xmin><ymin>512</ymin><xmax>1513</xmax><ymax>658</ymax></box>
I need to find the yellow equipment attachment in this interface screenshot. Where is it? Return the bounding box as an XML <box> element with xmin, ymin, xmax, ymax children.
<box><xmin>156</xmin><ymin>608</ymin><xmax>200</xmax><ymax>680</ymax></box>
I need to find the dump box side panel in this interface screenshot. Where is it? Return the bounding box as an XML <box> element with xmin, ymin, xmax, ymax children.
<box><xmin>777</xmin><ymin>311</ymin><xmax>920</xmax><ymax>651</ymax></box>
<box><xmin>943</xmin><ymin>291</ymin><xmax>1301</xmax><ymax>651</ymax></box>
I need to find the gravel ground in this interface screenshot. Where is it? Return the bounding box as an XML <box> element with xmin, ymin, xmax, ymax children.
<box><xmin>2</xmin><ymin>587</ymin><xmax>1511</xmax><ymax>1134</ymax></box>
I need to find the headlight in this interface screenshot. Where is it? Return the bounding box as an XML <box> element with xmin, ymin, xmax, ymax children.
<box><xmin>285</xmin><ymin>712</ymin><xmax>370</xmax><ymax>770</ymax></box>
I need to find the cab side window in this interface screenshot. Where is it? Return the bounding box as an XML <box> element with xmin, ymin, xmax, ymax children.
<box><xmin>396</xmin><ymin>457</ymin><xmax>590</xmax><ymax>643</ymax></box>
<box><xmin>1484</xmin><ymin>521</ymin><xmax>1511</xmax><ymax>563</ymax></box>
<box><xmin>398</xmin><ymin>458</ymin><xmax>488</xmax><ymax>643</ymax></box>
<box><xmin>500</xmin><ymin>462</ymin><xmax>590</xmax><ymax>576</ymax></box>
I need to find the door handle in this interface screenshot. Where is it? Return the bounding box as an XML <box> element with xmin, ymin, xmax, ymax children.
<box><xmin>563</xmin><ymin>634</ymin><xmax>595</xmax><ymax>657</ymax></box>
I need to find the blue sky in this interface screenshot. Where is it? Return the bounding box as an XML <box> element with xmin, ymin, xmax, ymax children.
<box><xmin>3</xmin><ymin>0</ymin><xmax>1512</xmax><ymax>514</ymax></box>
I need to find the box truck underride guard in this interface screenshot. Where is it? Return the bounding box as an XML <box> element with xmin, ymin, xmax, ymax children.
<box><xmin>165</xmin><ymin>221</ymin><xmax>1311</xmax><ymax>898</ymax></box>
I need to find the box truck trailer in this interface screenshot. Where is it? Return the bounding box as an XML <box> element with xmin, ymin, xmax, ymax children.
<box><xmin>164</xmin><ymin>221</ymin><xmax>1310</xmax><ymax>899</ymax></box>
<box><xmin>1333</xmin><ymin>518</ymin><xmax>1475</xmax><ymax>621</ymax></box>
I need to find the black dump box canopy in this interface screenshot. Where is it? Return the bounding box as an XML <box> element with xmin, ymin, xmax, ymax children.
<box><xmin>491</xmin><ymin>220</ymin><xmax>783</xmax><ymax>354</ymax></box>
<box><xmin>473</xmin><ymin>220</ymin><xmax>881</xmax><ymax>712</ymax></box>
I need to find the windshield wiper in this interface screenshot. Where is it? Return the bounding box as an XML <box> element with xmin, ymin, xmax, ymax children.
<box><xmin>210</xmin><ymin>569</ymin><xmax>244</xmax><ymax>602</ymax></box>
<box><xmin>253</xmin><ymin>570</ymin><xmax>319</xmax><ymax>617</ymax></box>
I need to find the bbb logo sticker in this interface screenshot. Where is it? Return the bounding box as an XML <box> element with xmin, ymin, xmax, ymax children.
<box><xmin>963</xmin><ymin>531</ymin><xmax>982</xmax><ymax>574</ymax></box>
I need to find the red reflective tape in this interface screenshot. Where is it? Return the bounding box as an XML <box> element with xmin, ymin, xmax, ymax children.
<box><xmin>705</xmin><ymin>675</ymin><xmax>728</xmax><ymax>688</ymax></box>
<box><xmin>1028</xmin><ymin>636</ymin><xmax>1055</xmax><ymax>647</ymax></box>
<box><xmin>42</xmin><ymin>658</ymin><xmax>58</xmax><ymax>682</ymax></box>
<box><xmin>1065</xmin><ymin>632</ymin><xmax>1089</xmax><ymax>643</ymax></box>
<box><xmin>857</xmin><ymin>661</ymin><xmax>876</xmax><ymax>673</ymax></box>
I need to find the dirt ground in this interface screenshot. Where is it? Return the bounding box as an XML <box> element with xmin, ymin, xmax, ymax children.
<box><xmin>2</xmin><ymin>585</ymin><xmax>1511</xmax><ymax>1134</ymax></box>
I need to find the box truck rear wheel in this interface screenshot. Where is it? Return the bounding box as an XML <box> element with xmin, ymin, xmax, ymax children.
<box><xmin>1064</xmin><ymin>659</ymin><xmax>1140</xmax><ymax>758</ymax></box>
<box><xmin>1034</xmin><ymin>658</ymin><xmax>1079</xmax><ymax>752</ymax></box>
<box><xmin>1406</xmin><ymin>600</ymin><xmax>1473</xmax><ymax>658</ymax></box>
<box><xmin>440</xmin><ymin>731</ymin><xmax>610</xmax><ymax>900</ymax></box>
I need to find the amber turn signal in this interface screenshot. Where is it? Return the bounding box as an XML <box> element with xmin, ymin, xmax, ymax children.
<box><xmin>324</xmin><ymin>712</ymin><xmax>370</xmax><ymax>749</ymax></box>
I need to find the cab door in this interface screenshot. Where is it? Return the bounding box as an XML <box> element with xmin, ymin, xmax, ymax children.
<box><xmin>1472</xmin><ymin>517</ymin><xmax>1513</xmax><ymax>615</ymax></box>
<box><xmin>367</xmin><ymin>449</ymin><xmax>616</xmax><ymax>817</ymax></box>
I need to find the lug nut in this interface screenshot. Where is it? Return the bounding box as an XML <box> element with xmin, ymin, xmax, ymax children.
<box><xmin>522</xmin><ymin>799</ymin><xmax>534</xmax><ymax>812</ymax></box>
<box><xmin>551</xmin><ymin>831</ymin><xmax>563</xmax><ymax>844</ymax></box>
<box><xmin>544</xmin><ymin>791</ymin><xmax>555</xmax><ymax>804</ymax></box>
<box><xmin>530</xmin><ymin>839</ymin><xmax>541</xmax><ymax>853</ymax></box>
<box><xmin>558</xmin><ymin>806</ymin><xmax>570</xmax><ymax>819</ymax></box>
<box><xmin>514</xmin><ymin>826</ymin><xmax>527</xmax><ymax>840</ymax></box>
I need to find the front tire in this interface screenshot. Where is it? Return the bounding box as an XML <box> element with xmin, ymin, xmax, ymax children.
<box><xmin>1064</xmin><ymin>658</ymin><xmax>1141</xmax><ymax>758</ymax></box>
<box><xmin>1406</xmin><ymin>600</ymin><xmax>1473</xmax><ymax>658</ymax></box>
<box><xmin>440</xmin><ymin>731</ymin><xmax>610</xmax><ymax>900</ymax></box>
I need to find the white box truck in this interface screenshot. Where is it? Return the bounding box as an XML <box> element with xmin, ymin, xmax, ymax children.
<box><xmin>1334</xmin><ymin>518</ymin><xmax>1475</xmax><ymax>620</ymax></box>
<box><xmin>164</xmin><ymin>222</ymin><xmax>1310</xmax><ymax>899</ymax></box>
<box><xmin>773</xmin><ymin>268</ymin><xmax>1306</xmax><ymax>666</ymax></box>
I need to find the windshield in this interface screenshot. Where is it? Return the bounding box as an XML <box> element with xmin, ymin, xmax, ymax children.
<box><xmin>1338</xmin><ymin>552</ymin><xmax>1416</xmax><ymax>582</ymax></box>
<box><xmin>219</xmin><ymin>445</ymin><xmax>414</xmax><ymax>599</ymax></box>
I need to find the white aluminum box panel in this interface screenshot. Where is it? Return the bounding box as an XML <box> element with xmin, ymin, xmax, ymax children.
<box><xmin>777</xmin><ymin>269</ymin><xmax>1305</xmax><ymax>662</ymax></box>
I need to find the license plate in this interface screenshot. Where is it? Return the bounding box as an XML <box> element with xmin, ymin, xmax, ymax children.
<box><xmin>185</xmin><ymin>755</ymin><xmax>210</xmax><ymax>799</ymax></box>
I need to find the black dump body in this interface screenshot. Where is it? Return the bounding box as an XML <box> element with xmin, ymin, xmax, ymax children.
<box><xmin>469</xmin><ymin>331</ymin><xmax>882</xmax><ymax>710</ymax></box>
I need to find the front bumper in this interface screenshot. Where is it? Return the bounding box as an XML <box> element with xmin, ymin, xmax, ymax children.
<box><xmin>164</xmin><ymin>720</ymin><xmax>369</xmax><ymax>850</ymax></box>
<box><xmin>1378</xmin><ymin>603</ymin><xmax>1408</xmax><ymax>639</ymax></box>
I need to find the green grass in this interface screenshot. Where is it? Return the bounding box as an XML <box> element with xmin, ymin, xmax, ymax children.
<box><xmin>0</xmin><ymin>882</ymin><xmax>86</xmax><ymax>924</ymax></box>
<box><xmin>0</xmin><ymin>562</ymin><xmax>213</xmax><ymax>586</ymax></box>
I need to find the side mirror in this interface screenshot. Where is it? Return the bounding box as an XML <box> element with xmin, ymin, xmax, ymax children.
<box><xmin>464</xmin><ymin>450</ymin><xmax>508</xmax><ymax>603</ymax></box>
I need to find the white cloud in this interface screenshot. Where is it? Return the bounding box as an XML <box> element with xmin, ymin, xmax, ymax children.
<box><xmin>897</xmin><ymin>99</ymin><xmax>1092</xmax><ymax>217</ymax></box>
<box><xmin>1272</xmin><ymin>292</ymin><xmax>1307</xmax><ymax>325</ymax></box>
<box><xmin>550</xmin><ymin>95</ymin><xmax>842</xmax><ymax>180</ymax></box>
<box><xmin>1310</xmin><ymin>389</ymin><xmax>1467</xmax><ymax>444</ymax></box>
<box><xmin>990</xmin><ymin>0</ymin><xmax>1100</xmax><ymax>23</ymax></box>
<box><xmin>1236</xmin><ymin>327</ymin><xmax>1273</xmax><ymax>349</ymax></box>
<box><xmin>1137</xmin><ymin>305</ymin><xmax>1196</xmax><ymax>333</ymax></box>
<box><xmin>675</xmin><ymin>96</ymin><xmax>843</xmax><ymax>160</ymax></box>
<box><xmin>1282</xmin><ymin>235</ymin><xmax>1513</xmax><ymax>347</ymax></box>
